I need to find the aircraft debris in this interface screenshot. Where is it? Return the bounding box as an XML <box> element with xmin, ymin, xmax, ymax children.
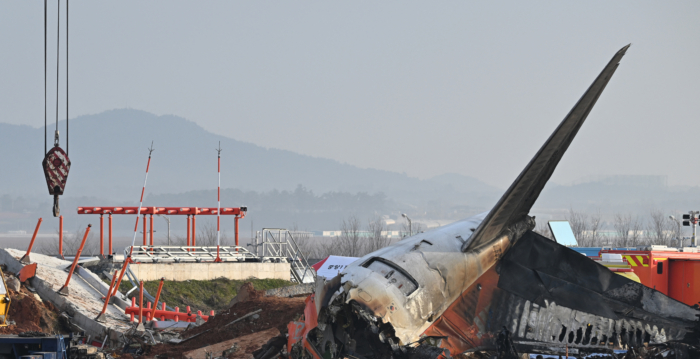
<box><xmin>286</xmin><ymin>45</ymin><xmax>700</xmax><ymax>359</ymax></box>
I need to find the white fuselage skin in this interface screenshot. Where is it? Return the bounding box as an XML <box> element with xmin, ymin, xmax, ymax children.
<box><xmin>336</xmin><ymin>213</ymin><xmax>517</xmax><ymax>345</ymax></box>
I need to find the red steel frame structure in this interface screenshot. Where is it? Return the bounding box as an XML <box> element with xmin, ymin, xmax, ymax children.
<box><xmin>77</xmin><ymin>206</ymin><xmax>246</xmax><ymax>256</ymax></box>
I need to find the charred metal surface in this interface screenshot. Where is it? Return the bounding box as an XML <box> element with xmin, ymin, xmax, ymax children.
<box><xmin>495</xmin><ymin>231</ymin><xmax>700</xmax><ymax>352</ymax></box>
<box><xmin>426</xmin><ymin>231</ymin><xmax>700</xmax><ymax>356</ymax></box>
<box><xmin>414</xmin><ymin>232</ymin><xmax>700</xmax><ymax>358</ymax></box>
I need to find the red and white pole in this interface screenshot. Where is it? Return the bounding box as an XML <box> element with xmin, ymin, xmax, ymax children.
<box><xmin>130</xmin><ymin>143</ymin><xmax>155</xmax><ymax>254</ymax></box>
<box><xmin>215</xmin><ymin>142</ymin><xmax>222</xmax><ymax>262</ymax></box>
<box><xmin>109</xmin><ymin>144</ymin><xmax>154</xmax><ymax>307</ymax></box>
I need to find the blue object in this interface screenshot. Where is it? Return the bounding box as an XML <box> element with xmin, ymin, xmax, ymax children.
<box><xmin>548</xmin><ymin>221</ymin><xmax>578</xmax><ymax>246</ymax></box>
<box><xmin>0</xmin><ymin>335</ymin><xmax>66</xmax><ymax>359</ymax></box>
<box><xmin>570</xmin><ymin>247</ymin><xmax>603</xmax><ymax>257</ymax></box>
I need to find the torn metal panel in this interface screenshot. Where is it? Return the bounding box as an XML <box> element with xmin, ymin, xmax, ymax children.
<box><xmin>424</xmin><ymin>231</ymin><xmax>700</xmax><ymax>356</ymax></box>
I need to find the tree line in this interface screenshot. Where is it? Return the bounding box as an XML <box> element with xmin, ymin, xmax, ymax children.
<box><xmin>292</xmin><ymin>215</ymin><xmax>425</xmax><ymax>259</ymax></box>
<box><xmin>535</xmin><ymin>208</ymin><xmax>686</xmax><ymax>247</ymax></box>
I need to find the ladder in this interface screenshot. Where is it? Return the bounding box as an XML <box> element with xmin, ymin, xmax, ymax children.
<box><xmin>260</xmin><ymin>228</ymin><xmax>316</xmax><ymax>283</ymax></box>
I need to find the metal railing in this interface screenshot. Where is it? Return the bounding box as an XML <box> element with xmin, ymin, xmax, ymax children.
<box><xmin>122</xmin><ymin>231</ymin><xmax>316</xmax><ymax>283</ymax></box>
<box><xmin>260</xmin><ymin>228</ymin><xmax>316</xmax><ymax>283</ymax></box>
<box><xmin>124</xmin><ymin>245</ymin><xmax>258</xmax><ymax>263</ymax></box>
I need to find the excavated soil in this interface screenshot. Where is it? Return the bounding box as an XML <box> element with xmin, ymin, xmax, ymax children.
<box><xmin>148</xmin><ymin>283</ymin><xmax>306</xmax><ymax>359</ymax></box>
<box><xmin>0</xmin><ymin>276</ymin><xmax>64</xmax><ymax>334</ymax></box>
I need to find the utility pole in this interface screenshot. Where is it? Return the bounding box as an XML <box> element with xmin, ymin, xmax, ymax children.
<box><xmin>669</xmin><ymin>215</ymin><xmax>681</xmax><ymax>247</ymax></box>
<box><xmin>402</xmin><ymin>213</ymin><xmax>412</xmax><ymax>237</ymax></box>
<box><xmin>682</xmin><ymin>211</ymin><xmax>699</xmax><ymax>247</ymax></box>
<box><xmin>158</xmin><ymin>214</ymin><xmax>171</xmax><ymax>245</ymax></box>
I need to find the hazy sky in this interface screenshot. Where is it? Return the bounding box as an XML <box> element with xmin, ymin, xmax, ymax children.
<box><xmin>2</xmin><ymin>1</ymin><xmax>699</xmax><ymax>189</ymax></box>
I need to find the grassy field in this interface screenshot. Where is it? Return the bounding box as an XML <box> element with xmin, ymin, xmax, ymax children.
<box><xmin>108</xmin><ymin>277</ymin><xmax>293</xmax><ymax>313</ymax></box>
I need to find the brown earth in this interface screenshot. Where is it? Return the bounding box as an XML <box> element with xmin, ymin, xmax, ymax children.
<box><xmin>0</xmin><ymin>275</ymin><xmax>63</xmax><ymax>334</ymax></box>
<box><xmin>182</xmin><ymin>327</ymin><xmax>280</xmax><ymax>359</ymax></box>
<box><xmin>147</xmin><ymin>283</ymin><xmax>306</xmax><ymax>359</ymax></box>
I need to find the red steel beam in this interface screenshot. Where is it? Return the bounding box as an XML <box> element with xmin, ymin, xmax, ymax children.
<box><xmin>100</xmin><ymin>215</ymin><xmax>104</xmax><ymax>257</ymax></box>
<box><xmin>77</xmin><ymin>206</ymin><xmax>246</xmax><ymax>216</ymax></box>
<box><xmin>108</xmin><ymin>214</ymin><xmax>113</xmax><ymax>255</ymax></box>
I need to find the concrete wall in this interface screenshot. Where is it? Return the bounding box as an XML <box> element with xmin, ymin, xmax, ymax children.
<box><xmin>128</xmin><ymin>262</ymin><xmax>291</xmax><ymax>281</ymax></box>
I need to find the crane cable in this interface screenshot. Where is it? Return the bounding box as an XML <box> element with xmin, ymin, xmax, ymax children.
<box><xmin>54</xmin><ymin>0</ymin><xmax>60</xmax><ymax>148</ymax></box>
<box><xmin>44</xmin><ymin>0</ymin><xmax>46</xmax><ymax>156</ymax></box>
<box><xmin>42</xmin><ymin>0</ymin><xmax>71</xmax><ymax>217</ymax></box>
<box><xmin>66</xmin><ymin>0</ymin><xmax>69</xmax><ymax>156</ymax></box>
<box><xmin>51</xmin><ymin>0</ymin><xmax>68</xmax><ymax>152</ymax></box>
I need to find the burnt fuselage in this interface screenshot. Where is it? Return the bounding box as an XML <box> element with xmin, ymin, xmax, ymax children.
<box><xmin>336</xmin><ymin>213</ymin><xmax>520</xmax><ymax>345</ymax></box>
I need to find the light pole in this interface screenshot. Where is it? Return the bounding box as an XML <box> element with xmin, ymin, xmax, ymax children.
<box><xmin>669</xmin><ymin>215</ymin><xmax>681</xmax><ymax>247</ymax></box>
<box><xmin>402</xmin><ymin>213</ymin><xmax>412</xmax><ymax>237</ymax></box>
<box><xmin>682</xmin><ymin>211</ymin><xmax>700</xmax><ymax>247</ymax></box>
<box><xmin>158</xmin><ymin>214</ymin><xmax>171</xmax><ymax>245</ymax></box>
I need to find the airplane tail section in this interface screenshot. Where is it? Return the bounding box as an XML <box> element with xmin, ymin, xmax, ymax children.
<box><xmin>463</xmin><ymin>44</ymin><xmax>630</xmax><ymax>252</ymax></box>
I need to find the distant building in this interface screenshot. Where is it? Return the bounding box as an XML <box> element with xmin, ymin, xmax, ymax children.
<box><xmin>322</xmin><ymin>230</ymin><xmax>406</xmax><ymax>239</ymax></box>
<box><xmin>572</xmin><ymin>175</ymin><xmax>668</xmax><ymax>188</ymax></box>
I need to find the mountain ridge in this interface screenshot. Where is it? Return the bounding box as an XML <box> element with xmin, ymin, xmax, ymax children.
<box><xmin>0</xmin><ymin>109</ymin><xmax>500</xmax><ymax>203</ymax></box>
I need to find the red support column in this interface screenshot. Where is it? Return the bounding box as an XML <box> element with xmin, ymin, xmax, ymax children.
<box><xmin>20</xmin><ymin>218</ymin><xmax>43</xmax><ymax>264</ymax></box>
<box><xmin>150</xmin><ymin>214</ymin><xmax>154</xmax><ymax>247</ymax></box>
<box><xmin>100</xmin><ymin>215</ymin><xmax>104</xmax><ymax>257</ymax></box>
<box><xmin>139</xmin><ymin>280</ymin><xmax>144</xmax><ymax>323</ymax></box>
<box><xmin>186</xmin><ymin>215</ymin><xmax>191</xmax><ymax>251</ymax></box>
<box><xmin>108</xmin><ymin>214</ymin><xmax>113</xmax><ymax>255</ymax></box>
<box><xmin>143</xmin><ymin>214</ymin><xmax>147</xmax><ymax>246</ymax></box>
<box><xmin>192</xmin><ymin>215</ymin><xmax>197</xmax><ymax>248</ymax></box>
<box><xmin>59</xmin><ymin>215</ymin><xmax>64</xmax><ymax>258</ymax></box>
<box><xmin>95</xmin><ymin>271</ymin><xmax>118</xmax><ymax>322</ymax></box>
<box><xmin>235</xmin><ymin>215</ymin><xmax>240</xmax><ymax>248</ymax></box>
<box><xmin>111</xmin><ymin>256</ymin><xmax>131</xmax><ymax>302</ymax></box>
<box><xmin>58</xmin><ymin>224</ymin><xmax>91</xmax><ymax>296</ymax></box>
<box><xmin>153</xmin><ymin>277</ymin><xmax>164</xmax><ymax>310</ymax></box>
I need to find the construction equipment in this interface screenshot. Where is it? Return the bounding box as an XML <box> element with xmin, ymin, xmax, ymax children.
<box><xmin>0</xmin><ymin>267</ymin><xmax>10</xmax><ymax>327</ymax></box>
<box><xmin>41</xmin><ymin>0</ymin><xmax>71</xmax><ymax>217</ymax></box>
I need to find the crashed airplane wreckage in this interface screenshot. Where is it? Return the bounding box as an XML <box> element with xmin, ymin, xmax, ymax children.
<box><xmin>288</xmin><ymin>45</ymin><xmax>700</xmax><ymax>359</ymax></box>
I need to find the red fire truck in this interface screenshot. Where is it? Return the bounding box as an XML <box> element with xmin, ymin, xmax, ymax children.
<box><xmin>600</xmin><ymin>246</ymin><xmax>700</xmax><ymax>306</ymax></box>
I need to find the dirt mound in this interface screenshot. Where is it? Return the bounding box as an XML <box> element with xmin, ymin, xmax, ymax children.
<box><xmin>148</xmin><ymin>282</ymin><xmax>306</xmax><ymax>359</ymax></box>
<box><xmin>228</xmin><ymin>282</ymin><xmax>264</xmax><ymax>307</ymax></box>
<box><xmin>0</xmin><ymin>278</ymin><xmax>63</xmax><ymax>334</ymax></box>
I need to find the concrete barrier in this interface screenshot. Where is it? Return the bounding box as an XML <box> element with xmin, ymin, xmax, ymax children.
<box><xmin>128</xmin><ymin>262</ymin><xmax>291</xmax><ymax>281</ymax></box>
<box><xmin>0</xmin><ymin>248</ymin><xmax>130</xmax><ymax>345</ymax></box>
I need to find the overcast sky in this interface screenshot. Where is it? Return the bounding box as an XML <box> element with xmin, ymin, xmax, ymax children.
<box><xmin>2</xmin><ymin>1</ymin><xmax>699</xmax><ymax>189</ymax></box>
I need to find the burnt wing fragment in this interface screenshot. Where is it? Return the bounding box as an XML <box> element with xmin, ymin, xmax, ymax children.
<box><xmin>497</xmin><ymin>232</ymin><xmax>700</xmax><ymax>353</ymax></box>
<box><xmin>423</xmin><ymin>231</ymin><xmax>700</xmax><ymax>357</ymax></box>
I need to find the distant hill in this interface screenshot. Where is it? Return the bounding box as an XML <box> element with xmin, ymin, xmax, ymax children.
<box><xmin>0</xmin><ymin>109</ymin><xmax>500</xmax><ymax>204</ymax></box>
<box><xmin>3</xmin><ymin>110</ymin><xmax>700</xmax><ymax>233</ymax></box>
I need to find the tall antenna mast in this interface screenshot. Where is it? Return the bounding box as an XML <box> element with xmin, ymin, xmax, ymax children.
<box><xmin>130</xmin><ymin>142</ymin><xmax>155</xmax><ymax>253</ymax></box>
<box><xmin>215</xmin><ymin>141</ymin><xmax>223</xmax><ymax>262</ymax></box>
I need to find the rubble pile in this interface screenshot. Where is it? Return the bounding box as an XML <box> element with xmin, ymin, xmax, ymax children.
<box><xmin>147</xmin><ymin>283</ymin><xmax>306</xmax><ymax>359</ymax></box>
<box><xmin>0</xmin><ymin>270</ymin><xmax>64</xmax><ymax>334</ymax></box>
